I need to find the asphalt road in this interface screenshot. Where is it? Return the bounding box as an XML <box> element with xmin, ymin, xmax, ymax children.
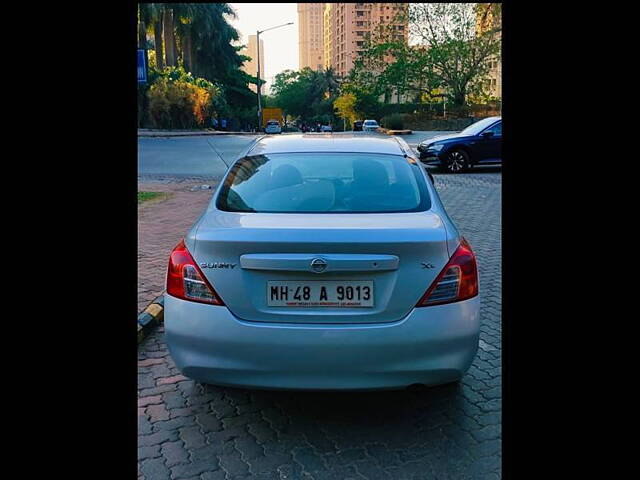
<box><xmin>137</xmin><ymin>131</ymin><xmax>457</xmax><ymax>180</ymax></box>
<box><xmin>138</xmin><ymin>136</ymin><xmax>252</xmax><ymax>179</ymax></box>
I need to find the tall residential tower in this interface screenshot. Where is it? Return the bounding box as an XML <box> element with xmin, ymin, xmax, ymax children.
<box><xmin>476</xmin><ymin>4</ymin><xmax>502</xmax><ymax>99</ymax></box>
<box><xmin>297</xmin><ymin>3</ymin><xmax>325</xmax><ymax>71</ymax></box>
<box><xmin>323</xmin><ymin>3</ymin><xmax>409</xmax><ymax>78</ymax></box>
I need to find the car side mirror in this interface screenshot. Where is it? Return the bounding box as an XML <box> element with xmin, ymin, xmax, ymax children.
<box><xmin>481</xmin><ymin>131</ymin><xmax>494</xmax><ymax>137</ymax></box>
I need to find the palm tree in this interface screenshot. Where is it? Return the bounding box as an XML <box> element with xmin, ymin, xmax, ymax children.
<box><xmin>138</xmin><ymin>4</ymin><xmax>149</xmax><ymax>48</ymax></box>
<box><xmin>163</xmin><ymin>6</ymin><xmax>177</xmax><ymax>67</ymax></box>
<box><xmin>175</xmin><ymin>5</ymin><xmax>194</xmax><ymax>73</ymax></box>
<box><xmin>138</xmin><ymin>4</ymin><xmax>165</xmax><ymax>69</ymax></box>
<box><xmin>322</xmin><ymin>67</ymin><xmax>339</xmax><ymax>96</ymax></box>
<box><xmin>173</xmin><ymin>3</ymin><xmax>209</xmax><ymax>74</ymax></box>
<box><xmin>188</xmin><ymin>4</ymin><xmax>242</xmax><ymax>81</ymax></box>
<box><xmin>150</xmin><ymin>4</ymin><xmax>165</xmax><ymax>70</ymax></box>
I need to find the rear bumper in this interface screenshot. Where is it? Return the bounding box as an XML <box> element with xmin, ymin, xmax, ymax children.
<box><xmin>164</xmin><ymin>294</ymin><xmax>480</xmax><ymax>390</ymax></box>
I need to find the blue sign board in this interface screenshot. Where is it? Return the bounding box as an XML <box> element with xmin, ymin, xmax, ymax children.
<box><xmin>137</xmin><ymin>49</ymin><xmax>148</xmax><ymax>84</ymax></box>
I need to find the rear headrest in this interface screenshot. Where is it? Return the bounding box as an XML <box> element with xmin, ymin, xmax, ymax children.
<box><xmin>270</xmin><ymin>164</ymin><xmax>303</xmax><ymax>189</ymax></box>
<box><xmin>352</xmin><ymin>159</ymin><xmax>389</xmax><ymax>190</ymax></box>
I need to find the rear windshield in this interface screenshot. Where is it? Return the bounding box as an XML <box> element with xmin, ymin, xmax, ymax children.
<box><xmin>217</xmin><ymin>152</ymin><xmax>431</xmax><ymax>213</ymax></box>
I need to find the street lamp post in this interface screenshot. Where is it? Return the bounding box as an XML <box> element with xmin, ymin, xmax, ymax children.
<box><xmin>256</xmin><ymin>22</ymin><xmax>293</xmax><ymax>131</ymax></box>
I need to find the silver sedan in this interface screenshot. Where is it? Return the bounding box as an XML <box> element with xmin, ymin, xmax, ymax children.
<box><xmin>165</xmin><ymin>134</ymin><xmax>480</xmax><ymax>390</ymax></box>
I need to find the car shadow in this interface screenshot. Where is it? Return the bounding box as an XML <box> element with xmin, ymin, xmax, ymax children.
<box><xmin>192</xmin><ymin>380</ymin><xmax>465</xmax><ymax>429</ymax></box>
<box><xmin>172</xmin><ymin>379</ymin><xmax>495</xmax><ymax>475</ymax></box>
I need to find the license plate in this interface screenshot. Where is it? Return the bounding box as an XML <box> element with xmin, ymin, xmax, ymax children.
<box><xmin>267</xmin><ymin>281</ymin><xmax>374</xmax><ymax>308</ymax></box>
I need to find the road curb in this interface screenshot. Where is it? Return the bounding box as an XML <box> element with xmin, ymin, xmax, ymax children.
<box><xmin>138</xmin><ymin>295</ymin><xmax>165</xmax><ymax>344</ymax></box>
<box><xmin>138</xmin><ymin>130</ymin><xmax>258</xmax><ymax>138</ymax></box>
<box><xmin>386</xmin><ymin>129</ymin><xmax>413</xmax><ymax>135</ymax></box>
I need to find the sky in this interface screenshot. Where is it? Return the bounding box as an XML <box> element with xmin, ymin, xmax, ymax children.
<box><xmin>227</xmin><ymin>3</ymin><xmax>299</xmax><ymax>93</ymax></box>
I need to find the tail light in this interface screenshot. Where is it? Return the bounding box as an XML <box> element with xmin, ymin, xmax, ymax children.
<box><xmin>416</xmin><ymin>237</ymin><xmax>478</xmax><ymax>307</ymax></box>
<box><xmin>166</xmin><ymin>240</ymin><xmax>224</xmax><ymax>305</ymax></box>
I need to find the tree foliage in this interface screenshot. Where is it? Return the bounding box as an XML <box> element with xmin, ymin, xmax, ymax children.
<box><xmin>333</xmin><ymin>93</ymin><xmax>358</xmax><ymax>124</ymax></box>
<box><xmin>270</xmin><ymin>68</ymin><xmax>340</xmax><ymax>124</ymax></box>
<box><xmin>347</xmin><ymin>3</ymin><xmax>501</xmax><ymax>108</ymax></box>
<box><xmin>146</xmin><ymin>66</ymin><xmax>221</xmax><ymax>128</ymax></box>
<box><xmin>138</xmin><ymin>3</ymin><xmax>260</xmax><ymax>127</ymax></box>
<box><xmin>408</xmin><ymin>3</ymin><xmax>501</xmax><ymax>106</ymax></box>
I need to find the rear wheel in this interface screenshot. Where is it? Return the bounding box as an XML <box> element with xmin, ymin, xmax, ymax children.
<box><xmin>444</xmin><ymin>149</ymin><xmax>470</xmax><ymax>173</ymax></box>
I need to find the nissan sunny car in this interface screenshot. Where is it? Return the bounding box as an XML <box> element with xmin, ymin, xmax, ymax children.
<box><xmin>165</xmin><ymin>134</ymin><xmax>480</xmax><ymax>390</ymax></box>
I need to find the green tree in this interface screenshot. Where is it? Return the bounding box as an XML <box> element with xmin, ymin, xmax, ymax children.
<box><xmin>270</xmin><ymin>70</ymin><xmax>308</xmax><ymax>119</ymax></box>
<box><xmin>409</xmin><ymin>3</ymin><xmax>501</xmax><ymax>106</ymax></box>
<box><xmin>333</xmin><ymin>93</ymin><xmax>358</xmax><ymax>125</ymax></box>
<box><xmin>138</xmin><ymin>4</ymin><xmax>149</xmax><ymax>48</ymax></box>
<box><xmin>138</xmin><ymin>4</ymin><xmax>265</xmax><ymax>128</ymax></box>
<box><xmin>162</xmin><ymin>7</ymin><xmax>177</xmax><ymax>66</ymax></box>
<box><xmin>270</xmin><ymin>68</ymin><xmax>342</xmax><ymax>125</ymax></box>
<box><xmin>138</xmin><ymin>4</ymin><xmax>164</xmax><ymax>69</ymax></box>
<box><xmin>346</xmin><ymin>6</ymin><xmax>442</xmax><ymax>106</ymax></box>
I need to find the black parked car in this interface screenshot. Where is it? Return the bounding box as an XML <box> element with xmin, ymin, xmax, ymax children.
<box><xmin>417</xmin><ymin>116</ymin><xmax>501</xmax><ymax>173</ymax></box>
<box><xmin>353</xmin><ymin>120</ymin><xmax>363</xmax><ymax>131</ymax></box>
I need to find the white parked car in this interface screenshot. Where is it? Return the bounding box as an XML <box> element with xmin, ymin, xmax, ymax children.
<box><xmin>264</xmin><ymin>119</ymin><xmax>282</xmax><ymax>134</ymax></box>
<box><xmin>165</xmin><ymin>133</ymin><xmax>480</xmax><ymax>390</ymax></box>
<box><xmin>362</xmin><ymin>119</ymin><xmax>380</xmax><ymax>132</ymax></box>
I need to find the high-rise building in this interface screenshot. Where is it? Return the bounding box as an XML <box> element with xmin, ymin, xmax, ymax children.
<box><xmin>476</xmin><ymin>4</ymin><xmax>502</xmax><ymax>99</ymax></box>
<box><xmin>322</xmin><ymin>3</ymin><xmax>409</xmax><ymax>79</ymax></box>
<box><xmin>297</xmin><ymin>3</ymin><xmax>325</xmax><ymax>71</ymax></box>
<box><xmin>239</xmin><ymin>34</ymin><xmax>265</xmax><ymax>93</ymax></box>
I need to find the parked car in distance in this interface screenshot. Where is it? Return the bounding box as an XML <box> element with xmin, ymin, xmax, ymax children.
<box><xmin>353</xmin><ymin>120</ymin><xmax>363</xmax><ymax>131</ymax></box>
<box><xmin>417</xmin><ymin>116</ymin><xmax>502</xmax><ymax>173</ymax></box>
<box><xmin>362</xmin><ymin>119</ymin><xmax>379</xmax><ymax>132</ymax></box>
<box><xmin>264</xmin><ymin>119</ymin><xmax>282</xmax><ymax>134</ymax></box>
<box><xmin>320</xmin><ymin>125</ymin><xmax>333</xmax><ymax>132</ymax></box>
<box><xmin>165</xmin><ymin>133</ymin><xmax>480</xmax><ymax>391</ymax></box>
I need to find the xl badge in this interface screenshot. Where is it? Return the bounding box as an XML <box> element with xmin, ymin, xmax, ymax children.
<box><xmin>421</xmin><ymin>262</ymin><xmax>435</xmax><ymax>269</ymax></box>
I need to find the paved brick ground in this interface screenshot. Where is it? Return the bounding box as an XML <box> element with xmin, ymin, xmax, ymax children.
<box><xmin>138</xmin><ymin>180</ymin><xmax>218</xmax><ymax>313</ymax></box>
<box><xmin>138</xmin><ymin>170</ymin><xmax>502</xmax><ymax>479</ymax></box>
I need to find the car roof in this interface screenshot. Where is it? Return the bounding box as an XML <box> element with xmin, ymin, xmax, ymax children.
<box><xmin>247</xmin><ymin>133</ymin><xmax>407</xmax><ymax>156</ymax></box>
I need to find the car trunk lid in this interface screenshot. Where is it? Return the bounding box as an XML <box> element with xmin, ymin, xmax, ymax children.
<box><xmin>192</xmin><ymin>211</ymin><xmax>451</xmax><ymax>324</ymax></box>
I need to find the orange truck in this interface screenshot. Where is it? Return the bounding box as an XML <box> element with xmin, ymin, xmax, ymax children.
<box><xmin>261</xmin><ymin>107</ymin><xmax>283</xmax><ymax>128</ymax></box>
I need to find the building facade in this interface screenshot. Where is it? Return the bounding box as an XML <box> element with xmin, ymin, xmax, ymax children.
<box><xmin>297</xmin><ymin>3</ymin><xmax>325</xmax><ymax>71</ymax></box>
<box><xmin>322</xmin><ymin>3</ymin><xmax>409</xmax><ymax>79</ymax></box>
<box><xmin>476</xmin><ymin>4</ymin><xmax>502</xmax><ymax>99</ymax></box>
<box><xmin>239</xmin><ymin>34</ymin><xmax>265</xmax><ymax>93</ymax></box>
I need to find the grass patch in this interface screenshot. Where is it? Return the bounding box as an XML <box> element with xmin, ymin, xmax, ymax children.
<box><xmin>138</xmin><ymin>191</ymin><xmax>170</xmax><ymax>205</ymax></box>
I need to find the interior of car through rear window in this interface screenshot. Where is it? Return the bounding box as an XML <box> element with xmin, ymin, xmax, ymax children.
<box><xmin>217</xmin><ymin>152</ymin><xmax>431</xmax><ymax>213</ymax></box>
